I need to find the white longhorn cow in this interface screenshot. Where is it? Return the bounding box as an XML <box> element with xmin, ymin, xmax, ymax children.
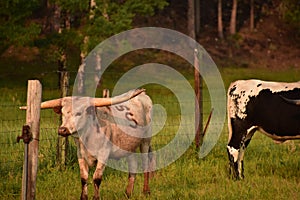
<box><xmin>22</xmin><ymin>89</ymin><xmax>154</xmax><ymax>199</ymax></box>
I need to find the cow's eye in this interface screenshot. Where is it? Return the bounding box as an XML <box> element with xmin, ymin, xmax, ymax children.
<box><xmin>75</xmin><ymin>112</ymin><xmax>82</xmax><ymax>116</ymax></box>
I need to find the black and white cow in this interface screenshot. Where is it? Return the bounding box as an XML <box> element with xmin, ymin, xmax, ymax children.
<box><xmin>21</xmin><ymin>89</ymin><xmax>154</xmax><ymax>199</ymax></box>
<box><xmin>227</xmin><ymin>79</ymin><xmax>300</xmax><ymax>179</ymax></box>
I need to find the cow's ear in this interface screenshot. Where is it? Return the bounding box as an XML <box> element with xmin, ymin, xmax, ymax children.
<box><xmin>86</xmin><ymin>106</ymin><xmax>95</xmax><ymax>115</ymax></box>
<box><xmin>53</xmin><ymin>106</ymin><xmax>62</xmax><ymax>114</ymax></box>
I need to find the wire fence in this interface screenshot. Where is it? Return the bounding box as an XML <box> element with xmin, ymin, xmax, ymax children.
<box><xmin>0</xmin><ymin>68</ymin><xmax>215</xmax><ymax>193</ymax></box>
<box><xmin>2</xmin><ymin>66</ymin><xmax>300</xmax><ymax>198</ymax></box>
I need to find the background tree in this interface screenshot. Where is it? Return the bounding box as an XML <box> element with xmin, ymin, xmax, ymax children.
<box><xmin>279</xmin><ymin>0</ymin><xmax>300</xmax><ymax>35</ymax></box>
<box><xmin>42</xmin><ymin>0</ymin><xmax>167</xmax><ymax>94</ymax></box>
<box><xmin>218</xmin><ymin>0</ymin><xmax>224</xmax><ymax>39</ymax></box>
<box><xmin>195</xmin><ymin>0</ymin><xmax>201</xmax><ymax>37</ymax></box>
<box><xmin>0</xmin><ymin>0</ymin><xmax>41</xmax><ymax>51</ymax></box>
<box><xmin>1</xmin><ymin>0</ymin><xmax>299</xmax><ymax>71</ymax></box>
<box><xmin>229</xmin><ymin>0</ymin><xmax>238</xmax><ymax>35</ymax></box>
<box><xmin>188</xmin><ymin>0</ymin><xmax>195</xmax><ymax>40</ymax></box>
<box><xmin>250</xmin><ymin>0</ymin><xmax>255</xmax><ymax>32</ymax></box>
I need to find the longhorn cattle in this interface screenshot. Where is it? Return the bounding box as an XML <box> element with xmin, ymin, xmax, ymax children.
<box><xmin>21</xmin><ymin>89</ymin><xmax>154</xmax><ymax>199</ymax></box>
<box><xmin>227</xmin><ymin>79</ymin><xmax>300</xmax><ymax>179</ymax></box>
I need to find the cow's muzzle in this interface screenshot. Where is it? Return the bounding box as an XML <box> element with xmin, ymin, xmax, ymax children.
<box><xmin>58</xmin><ymin>127</ymin><xmax>71</xmax><ymax>137</ymax></box>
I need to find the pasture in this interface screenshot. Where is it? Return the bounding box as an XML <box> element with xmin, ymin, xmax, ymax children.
<box><xmin>0</xmin><ymin>66</ymin><xmax>300</xmax><ymax>199</ymax></box>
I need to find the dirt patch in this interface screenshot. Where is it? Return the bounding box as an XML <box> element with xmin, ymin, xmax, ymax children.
<box><xmin>199</xmin><ymin>12</ymin><xmax>300</xmax><ymax>69</ymax></box>
<box><xmin>134</xmin><ymin>0</ymin><xmax>300</xmax><ymax>70</ymax></box>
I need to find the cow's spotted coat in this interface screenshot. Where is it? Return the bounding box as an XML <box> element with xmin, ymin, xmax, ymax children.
<box><xmin>227</xmin><ymin>79</ymin><xmax>300</xmax><ymax>179</ymax></box>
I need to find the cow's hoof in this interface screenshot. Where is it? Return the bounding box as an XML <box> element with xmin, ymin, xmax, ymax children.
<box><xmin>143</xmin><ymin>189</ymin><xmax>150</xmax><ymax>196</ymax></box>
<box><xmin>80</xmin><ymin>194</ymin><xmax>88</xmax><ymax>200</ymax></box>
<box><xmin>125</xmin><ymin>190</ymin><xmax>132</xmax><ymax>198</ymax></box>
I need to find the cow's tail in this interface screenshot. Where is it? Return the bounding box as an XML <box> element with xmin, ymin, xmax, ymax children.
<box><xmin>148</xmin><ymin>145</ymin><xmax>156</xmax><ymax>178</ymax></box>
<box><xmin>227</xmin><ymin>82</ymin><xmax>235</xmax><ymax>144</ymax></box>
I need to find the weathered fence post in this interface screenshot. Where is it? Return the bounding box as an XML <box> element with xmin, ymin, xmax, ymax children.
<box><xmin>20</xmin><ymin>80</ymin><xmax>42</xmax><ymax>200</ymax></box>
<box><xmin>57</xmin><ymin>70</ymin><xmax>69</xmax><ymax>166</ymax></box>
<box><xmin>188</xmin><ymin>0</ymin><xmax>203</xmax><ymax>149</ymax></box>
<box><xmin>194</xmin><ymin>49</ymin><xmax>203</xmax><ymax>148</ymax></box>
<box><xmin>77</xmin><ymin>63</ymin><xmax>86</xmax><ymax>95</ymax></box>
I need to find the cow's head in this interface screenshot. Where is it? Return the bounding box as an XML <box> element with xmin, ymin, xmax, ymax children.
<box><xmin>227</xmin><ymin>146</ymin><xmax>244</xmax><ymax>180</ymax></box>
<box><xmin>20</xmin><ymin>89</ymin><xmax>145</xmax><ymax>137</ymax></box>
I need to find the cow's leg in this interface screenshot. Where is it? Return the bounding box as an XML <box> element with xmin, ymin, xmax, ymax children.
<box><xmin>126</xmin><ymin>154</ymin><xmax>137</xmax><ymax>197</ymax></box>
<box><xmin>140</xmin><ymin>141</ymin><xmax>151</xmax><ymax>195</ymax></box>
<box><xmin>227</xmin><ymin>124</ymin><xmax>257</xmax><ymax>180</ymax></box>
<box><xmin>92</xmin><ymin>161</ymin><xmax>106</xmax><ymax>200</ymax></box>
<box><xmin>227</xmin><ymin>118</ymin><xmax>244</xmax><ymax>180</ymax></box>
<box><xmin>237</xmin><ymin>126</ymin><xmax>256</xmax><ymax>178</ymax></box>
<box><xmin>78</xmin><ymin>158</ymin><xmax>89</xmax><ymax>200</ymax></box>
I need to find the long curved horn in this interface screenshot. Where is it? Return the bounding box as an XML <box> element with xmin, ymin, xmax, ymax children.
<box><xmin>280</xmin><ymin>96</ymin><xmax>300</xmax><ymax>105</ymax></box>
<box><xmin>93</xmin><ymin>88</ymin><xmax>145</xmax><ymax>107</ymax></box>
<box><xmin>19</xmin><ymin>88</ymin><xmax>145</xmax><ymax>110</ymax></box>
<box><xmin>41</xmin><ymin>99</ymin><xmax>62</xmax><ymax>108</ymax></box>
<box><xmin>20</xmin><ymin>98</ymin><xmax>62</xmax><ymax>110</ymax></box>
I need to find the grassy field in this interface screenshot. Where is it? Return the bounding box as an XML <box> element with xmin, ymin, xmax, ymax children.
<box><xmin>0</xmin><ymin>66</ymin><xmax>300</xmax><ymax>199</ymax></box>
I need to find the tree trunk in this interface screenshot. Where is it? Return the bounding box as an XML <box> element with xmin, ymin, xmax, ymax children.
<box><xmin>195</xmin><ymin>0</ymin><xmax>200</xmax><ymax>37</ymax></box>
<box><xmin>77</xmin><ymin>0</ymin><xmax>97</xmax><ymax>95</ymax></box>
<box><xmin>218</xmin><ymin>0</ymin><xmax>224</xmax><ymax>39</ymax></box>
<box><xmin>55</xmin><ymin>3</ymin><xmax>70</xmax><ymax>167</ymax></box>
<box><xmin>250</xmin><ymin>0</ymin><xmax>254</xmax><ymax>32</ymax></box>
<box><xmin>53</xmin><ymin>4</ymin><xmax>61</xmax><ymax>33</ymax></box>
<box><xmin>229</xmin><ymin>0</ymin><xmax>238</xmax><ymax>35</ymax></box>
<box><xmin>188</xmin><ymin>0</ymin><xmax>195</xmax><ymax>39</ymax></box>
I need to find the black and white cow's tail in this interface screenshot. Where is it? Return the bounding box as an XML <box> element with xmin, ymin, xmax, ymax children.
<box><xmin>227</xmin><ymin>82</ymin><xmax>235</xmax><ymax>144</ymax></box>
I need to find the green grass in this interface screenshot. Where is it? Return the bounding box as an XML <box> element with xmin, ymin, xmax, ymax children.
<box><xmin>1</xmin><ymin>66</ymin><xmax>300</xmax><ymax>199</ymax></box>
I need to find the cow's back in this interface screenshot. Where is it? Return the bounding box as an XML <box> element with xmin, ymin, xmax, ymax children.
<box><xmin>227</xmin><ymin>79</ymin><xmax>300</xmax><ymax>119</ymax></box>
<box><xmin>96</xmin><ymin>92</ymin><xmax>152</xmax><ymax>158</ymax></box>
<box><xmin>227</xmin><ymin>79</ymin><xmax>300</xmax><ymax>141</ymax></box>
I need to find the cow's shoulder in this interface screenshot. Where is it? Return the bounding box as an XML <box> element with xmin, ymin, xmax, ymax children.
<box><xmin>134</xmin><ymin>92</ymin><xmax>152</xmax><ymax>106</ymax></box>
<box><xmin>228</xmin><ymin>79</ymin><xmax>264</xmax><ymax>97</ymax></box>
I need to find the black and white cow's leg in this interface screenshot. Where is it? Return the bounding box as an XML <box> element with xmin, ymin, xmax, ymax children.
<box><xmin>227</xmin><ymin>125</ymin><xmax>257</xmax><ymax>180</ymax></box>
<box><xmin>227</xmin><ymin>145</ymin><xmax>240</xmax><ymax>179</ymax></box>
<box><xmin>126</xmin><ymin>154</ymin><xmax>137</xmax><ymax>197</ymax></box>
<box><xmin>78</xmin><ymin>158</ymin><xmax>89</xmax><ymax>200</ymax></box>
<box><xmin>237</xmin><ymin>126</ymin><xmax>257</xmax><ymax>179</ymax></box>
<box><xmin>92</xmin><ymin>161</ymin><xmax>106</xmax><ymax>200</ymax></box>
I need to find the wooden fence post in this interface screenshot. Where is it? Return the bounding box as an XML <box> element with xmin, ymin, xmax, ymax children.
<box><xmin>21</xmin><ymin>80</ymin><xmax>42</xmax><ymax>200</ymax></box>
<box><xmin>189</xmin><ymin>0</ymin><xmax>203</xmax><ymax>149</ymax></box>
<box><xmin>57</xmin><ymin>71</ymin><xmax>69</xmax><ymax>166</ymax></box>
<box><xmin>194</xmin><ymin>50</ymin><xmax>203</xmax><ymax>149</ymax></box>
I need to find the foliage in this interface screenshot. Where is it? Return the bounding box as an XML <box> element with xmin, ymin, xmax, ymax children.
<box><xmin>49</xmin><ymin>0</ymin><xmax>168</xmax><ymax>53</ymax></box>
<box><xmin>0</xmin><ymin>0</ymin><xmax>168</xmax><ymax>62</ymax></box>
<box><xmin>279</xmin><ymin>0</ymin><xmax>300</xmax><ymax>33</ymax></box>
<box><xmin>0</xmin><ymin>0</ymin><xmax>41</xmax><ymax>49</ymax></box>
<box><xmin>51</xmin><ymin>0</ymin><xmax>89</xmax><ymax>13</ymax></box>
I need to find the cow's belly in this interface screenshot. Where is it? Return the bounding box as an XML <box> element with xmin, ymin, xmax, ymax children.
<box><xmin>258</xmin><ymin>126</ymin><xmax>300</xmax><ymax>142</ymax></box>
<box><xmin>109</xmin><ymin>132</ymin><xmax>143</xmax><ymax>159</ymax></box>
<box><xmin>109</xmin><ymin>149</ymin><xmax>132</xmax><ymax>159</ymax></box>
<box><xmin>254</xmin><ymin>115</ymin><xmax>300</xmax><ymax>138</ymax></box>
<box><xmin>248</xmin><ymin>90</ymin><xmax>300</xmax><ymax>138</ymax></box>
